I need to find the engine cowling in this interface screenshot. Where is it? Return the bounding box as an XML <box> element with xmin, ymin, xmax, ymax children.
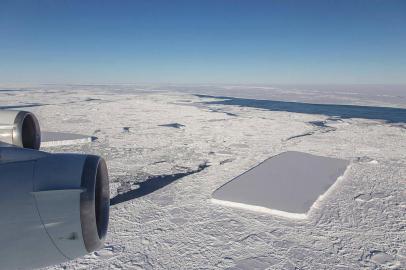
<box><xmin>0</xmin><ymin>148</ymin><xmax>110</xmax><ymax>270</ymax></box>
<box><xmin>0</xmin><ymin>110</ymin><xmax>41</xmax><ymax>149</ymax></box>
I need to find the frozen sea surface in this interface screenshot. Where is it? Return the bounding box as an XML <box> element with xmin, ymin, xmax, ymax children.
<box><xmin>212</xmin><ymin>151</ymin><xmax>349</xmax><ymax>218</ymax></box>
<box><xmin>0</xmin><ymin>84</ymin><xmax>405</xmax><ymax>269</ymax></box>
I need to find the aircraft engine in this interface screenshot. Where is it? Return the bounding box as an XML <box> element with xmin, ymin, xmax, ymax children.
<box><xmin>0</xmin><ymin>110</ymin><xmax>109</xmax><ymax>270</ymax></box>
<box><xmin>0</xmin><ymin>110</ymin><xmax>41</xmax><ymax>149</ymax></box>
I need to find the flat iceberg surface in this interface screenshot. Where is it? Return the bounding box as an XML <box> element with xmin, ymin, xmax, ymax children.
<box><xmin>41</xmin><ymin>131</ymin><xmax>93</xmax><ymax>147</ymax></box>
<box><xmin>213</xmin><ymin>151</ymin><xmax>349</xmax><ymax>216</ymax></box>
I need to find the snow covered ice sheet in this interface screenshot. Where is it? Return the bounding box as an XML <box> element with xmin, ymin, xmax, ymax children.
<box><xmin>0</xmin><ymin>84</ymin><xmax>405</xmax><ymax>269</ymax></box>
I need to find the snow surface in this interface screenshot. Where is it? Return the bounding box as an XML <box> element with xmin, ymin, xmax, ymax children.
<box><xmin>0</xmin><ymin>84</ymin><xmax>405</xmax><ymax>269</ymax></box>
<box><xmin>212</xmin><ymin>151</ymin><xmax>349</xmax><ymax>217</ymax></box>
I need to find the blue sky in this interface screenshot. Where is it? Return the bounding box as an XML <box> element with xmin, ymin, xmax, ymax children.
<box><xmin>0</xmin><ymin>0</ymin><xmax>405</xmax><ymax>84</ymax></box>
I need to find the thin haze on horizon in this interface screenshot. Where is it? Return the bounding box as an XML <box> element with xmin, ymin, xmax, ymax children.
<box><xmin>0</xmin><ymin>0</ymin><xmax>405</xmax><ymax>85</ymax></box>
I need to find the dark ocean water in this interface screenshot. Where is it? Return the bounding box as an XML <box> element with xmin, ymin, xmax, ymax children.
<box><xmin>197</xmin><ymin>95</ymin><xmax>406</xmax><ymax>124</ymax></box>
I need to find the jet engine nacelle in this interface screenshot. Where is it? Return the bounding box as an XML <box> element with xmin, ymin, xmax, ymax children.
<box><xmin>0</xmin><ymin>110</ymin><xmax>110</xmax><ymax>270</ymax></box>
<box><xmin>0</xmin><ymin>110</ymin><xmax>41</xmax><ymax>149</ymax></box>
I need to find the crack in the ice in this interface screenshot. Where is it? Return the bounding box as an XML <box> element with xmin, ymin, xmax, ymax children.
<box><xmin>286</xmin><ymin>131</ymin><xmax>315</xmax><ymax>141</ymax></box>
<box><xmin>0</xmin><ymin>103</ymin><xmax>46</xmax><ymax>109</ymax></box>
<box><xmin>208</xmin><ymin>108</ymin><xmax>238</xmax><ymax>117</ymax></box>
<box><xmin>308</xmin><ymin>120</ymin><xmax>337</xmax><ymax>132</ymax></box>
<box><xmin>286</xmin><ymin>120</ymin><xmax>337</xmax><ymax>141</ymax></box>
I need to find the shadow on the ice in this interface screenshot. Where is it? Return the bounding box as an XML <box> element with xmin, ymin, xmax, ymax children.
<box><xmin>110</xmin><ymin>163</ymin><xmax>209</xmax><ymax>206</ymax></box>
<box><xmin>158</xmin><ymin>123</ymin><xmax>185</xmax><ymax>129</ymax></box>
<box><xmin>196</xmin><ymin>95</ymin><xmax>406</xmax><ymax>124</ymax></box>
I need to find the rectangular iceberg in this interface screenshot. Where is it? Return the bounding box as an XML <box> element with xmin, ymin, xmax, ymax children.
<box><xmin>212</xmin><ymin>151</ymin><xmax>349</xmax><ymax>218</ymax></box>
